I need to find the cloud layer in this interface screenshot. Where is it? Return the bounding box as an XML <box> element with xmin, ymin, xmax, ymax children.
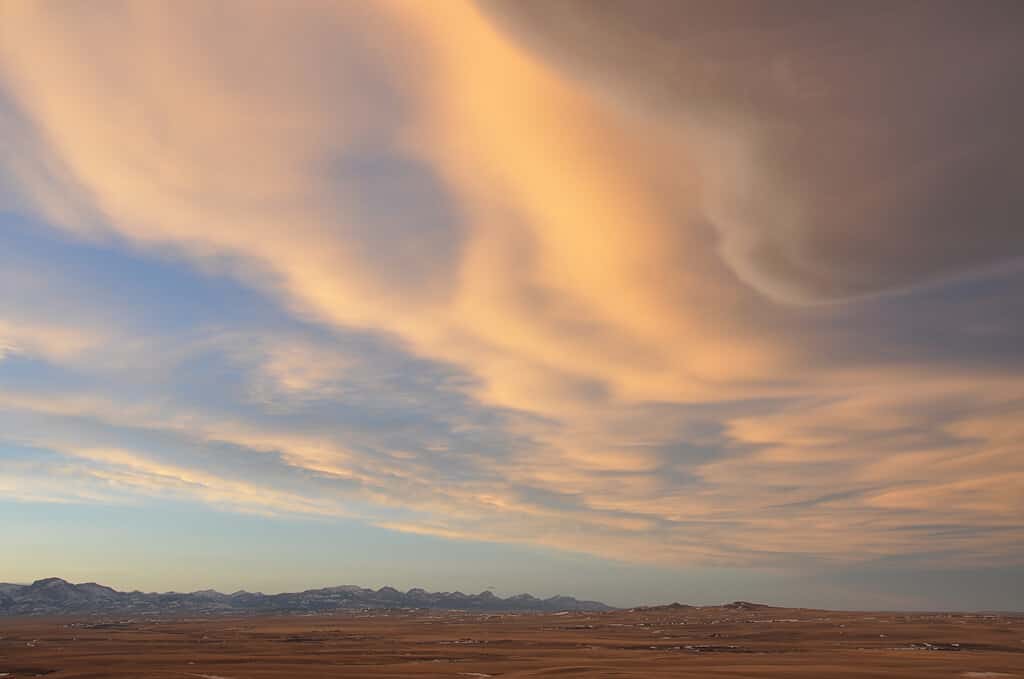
<box><xmin>1</xmin><ymin>1</ymin><xmax>1022</xmax><ymax>577</ymax></box>
<box><xmin>484</xmin><ymin>0</ymin><xmax>1024</xmax><ymax>303</ymax></box>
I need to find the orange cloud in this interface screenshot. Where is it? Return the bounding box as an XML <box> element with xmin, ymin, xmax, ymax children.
<box><xmin>1</xmin><ymin>1</ymin><xmax>1021</xmax><ymax>569</ymax></box>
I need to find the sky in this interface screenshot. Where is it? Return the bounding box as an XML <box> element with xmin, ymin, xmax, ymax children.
<box><xmin>1</xmin><ymin>1</ymin><xmax>1022</xmax><ymax>610</ymax></box>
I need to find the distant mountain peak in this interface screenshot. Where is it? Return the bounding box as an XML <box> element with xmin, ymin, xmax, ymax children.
<box><xmin>0</xmin><ymin>579</ymin><xmax>614</xmax><ymax>616</ymax></box>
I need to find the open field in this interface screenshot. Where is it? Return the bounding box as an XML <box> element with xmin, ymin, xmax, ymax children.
<box><xmin>2</xmin><ymin>606</ymin><xmax>1023</xmax><ymax>678</ymax></box>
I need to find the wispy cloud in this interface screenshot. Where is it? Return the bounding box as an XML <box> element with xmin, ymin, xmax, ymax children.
<box><xmin>484</xmin><ymin>0</ymin><xmax>1024</xmax><ymax>303</ymax></box>
<box><xmin>0</xmin><ymin>0</ymin><xmax>1021</xmax><ymax>582</ymax></box>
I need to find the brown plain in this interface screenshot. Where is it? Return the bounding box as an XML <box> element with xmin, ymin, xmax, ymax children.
<box><xmin>2</xmin><ymin>606</ymin><xmax>1023</xmax><ymax>678</ymax></box>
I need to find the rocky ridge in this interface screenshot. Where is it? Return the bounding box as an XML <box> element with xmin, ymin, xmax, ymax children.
<box><xmin>0</xmin><ymin>578</ymin><xmax>614</xmax><ymax>616</ymax></box>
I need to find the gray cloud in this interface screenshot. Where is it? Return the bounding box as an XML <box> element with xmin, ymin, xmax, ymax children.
<box><xmin>482</xmin><ymin>0</ymin><xmax>1024</xmax><ymax>302</ymax></box>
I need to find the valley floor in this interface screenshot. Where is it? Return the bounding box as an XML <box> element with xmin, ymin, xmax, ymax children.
<box><xmin>2</xmin><ymin>606</ymin><xmax>1023</xmax><ymax>678</ymax></box>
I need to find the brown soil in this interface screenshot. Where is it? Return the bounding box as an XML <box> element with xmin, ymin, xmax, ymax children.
<box><xmin>2</xmin><ymin>606</ymin><xmax>1022</xmax><ymax>678</ymax></box>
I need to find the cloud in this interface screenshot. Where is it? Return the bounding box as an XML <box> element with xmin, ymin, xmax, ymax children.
<box><xmin>0</xmin><ymin>0</ymin><xmax>795</xmax><ymax>415</ymax></box>
<box><xmin>0</xmin><ymin>319</ymin><xmax>98</xmax><ymax>361</ymax></box>
<box><xmin>482</xmin><ymin>0</ymin><xmax>1024</xmax><ymax>303</ymax></box>
<box><xmin>0</xmin><ymin>1</ymin><xmax>1021</xmax><ymax>572</ymax></box>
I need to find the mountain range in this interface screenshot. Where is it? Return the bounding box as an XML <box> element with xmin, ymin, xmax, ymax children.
<box><xmin>0</xmin><ymin>578</ymin><xmax>614</xmax><ymax>616</ymax></box>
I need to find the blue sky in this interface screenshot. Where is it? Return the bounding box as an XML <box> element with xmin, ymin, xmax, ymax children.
<box><xmin>1</xmin><ymin>1</ymin><xmax>1022</xmax><ymax>610</ymax></box>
